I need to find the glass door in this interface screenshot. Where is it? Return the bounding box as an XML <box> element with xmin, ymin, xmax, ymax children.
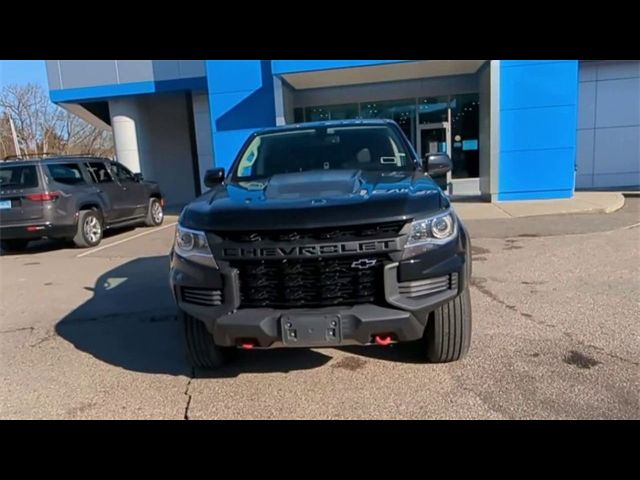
<box><xmin>417</xmin><ymin>122</ymin><xmax>452</xmax><ymax>193</ymax></box>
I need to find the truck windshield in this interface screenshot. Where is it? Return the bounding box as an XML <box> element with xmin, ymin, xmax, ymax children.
<box><xmin>233</xmin><ymin>125</ymin><xmax>415</xmax><ymax>180</ymax></box>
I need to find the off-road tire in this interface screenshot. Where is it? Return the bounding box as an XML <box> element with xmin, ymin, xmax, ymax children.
<box><xmin>145</xmin><ymin>198</ymin><xmax>164</xmax><ymax>227</ymax></box>
<box><xmin>423</xmin><ymin>288</ymin><xmax>472</xmax><ymax>363</ymax></box>
<box><xmin>183</xmin><ymin>311</ymin><xmax>235</xmax><ymax>369</ymax></box>
<box><xmin>73</xmin><ymin>209</ymin><xmax>103</xmax><ymax>248</ymax></box>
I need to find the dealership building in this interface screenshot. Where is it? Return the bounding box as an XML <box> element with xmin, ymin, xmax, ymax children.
<box><xmin>45</xmin><ymin>60</ymin><xmax>639</xmax><ymax>207</ymax></box>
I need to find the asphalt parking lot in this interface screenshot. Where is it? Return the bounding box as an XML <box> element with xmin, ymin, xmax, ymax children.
<box><xmin>1</xmin><ymin>198</ymin><xmax>639</xmax><ymax>419</ymax></box>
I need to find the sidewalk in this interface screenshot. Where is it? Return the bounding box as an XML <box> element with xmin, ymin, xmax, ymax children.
<box><xmin>452</xmin><ymin>191</ymin><xmax>625</xmax><ymax>220</ymax></box>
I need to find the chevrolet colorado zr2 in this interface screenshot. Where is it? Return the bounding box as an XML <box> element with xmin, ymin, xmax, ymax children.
<box><xmin>170</xmin><ymin>119</ymin><xmax>472</xmax><ymax>368</ymax></box>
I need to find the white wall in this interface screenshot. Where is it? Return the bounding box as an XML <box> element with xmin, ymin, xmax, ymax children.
<box><xmin>110</xmin><ymin>94</ymin><xmax>197</xmax><ymax>208</ymax></box>
<box><xmin>577</xmin><ymin>61</ymin><xmax>640</xmax><ymax>188</ymax></box>
<box><xmin>292</xmin><ymin>74</ymin><xmax>478</xmax><ymax>108</ymax></box>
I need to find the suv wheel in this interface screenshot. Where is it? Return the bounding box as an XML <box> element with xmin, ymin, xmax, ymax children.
<box><xmin>1</xmin><ymin>239</ymin><xmax>30</xmax><ymax>252</ymax></box>
<box><xmin>73</xmin><ymin>210</ymin><xmax>103</xmax><ymax>248</ymax></box>
<box><xmin>182</xmin><ymin>311</ymin><xmax>235</xmax><ymax>369</ymax></box>
<box><xmin>145</xmin><ymin>198</ymin><xmax>164</xmax><ymax>227</ymax></box>
<box><xmin>422</xmin><ymin>288</ymin><xmax>472</xmax><ymax>363</ymax></box>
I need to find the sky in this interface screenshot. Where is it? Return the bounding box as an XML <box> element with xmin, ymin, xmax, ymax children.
<box><xmin>0</xmin><ymin>60</ymin><xmax>48</xmax><ymax>88</ymax></box>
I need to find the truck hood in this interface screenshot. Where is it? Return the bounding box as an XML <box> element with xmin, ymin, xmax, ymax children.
<box><xmin>180</xmin><ymin>169</ymin><xmax>449</xmax><ymax>231</ymax></box>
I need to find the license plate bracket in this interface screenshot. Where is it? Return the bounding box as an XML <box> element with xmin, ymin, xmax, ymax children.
<box><xmin>281</xmin><ymin>314</ymin><xmax>342</xmax><ymax>346</ymax></box>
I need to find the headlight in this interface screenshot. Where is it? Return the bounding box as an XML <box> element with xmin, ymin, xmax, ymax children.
<box><xmin>404</xmin><ymin>210</ymin><xmax>457</xmax><ymax>257</ymax></box>
<box><xmin>173</xmin><ymin>225</ymin><xmax>218</xmax><ymax>268</ymax></box>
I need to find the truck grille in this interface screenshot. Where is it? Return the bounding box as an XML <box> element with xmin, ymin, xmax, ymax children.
<box><xmin>215</xmin><ymin>221</ymin><xmax>406</xmax><ymax>243</ymax></box>
<box><xmin>231</xmin><ymin>257</ymin><xmax>386</xmax><ymax>308</ymax></box>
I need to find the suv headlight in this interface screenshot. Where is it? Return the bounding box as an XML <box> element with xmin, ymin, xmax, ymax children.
<box><xmin>173</xmin><ymin>225</ymin><xmax>218</xmax><ymax>268</ymax></box>
<box><xmin>404</xmin><ymin>210</ymin><xmax>457</xmax><ymax>257</ymax></box>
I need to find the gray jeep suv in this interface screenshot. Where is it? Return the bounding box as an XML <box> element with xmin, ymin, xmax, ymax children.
<box><xmin>0</xmin><ymin>155</ymin><xmax>164</xmax><ymax>251</ymax></box>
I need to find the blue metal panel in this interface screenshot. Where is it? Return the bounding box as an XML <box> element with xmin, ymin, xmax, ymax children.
<box><xmin>498</xmin><ymin>149</ymin><xmax>576</xmax><ymax>197</ymax></box>
<box><xmin>272</xmin><ymin>60</ymin><xmax>408</xmax><ymax>75</ymax></box>
<box><xmin>498</xmin><ymin>60</ymin><xmax>579</xmax><ymax>201</ymax></box>
<box><xmin>500</xmin><ymin>105</ymin><xmax>578</xmax><ymax>151</ymax></box>
<box><xmin>208</xmin><ymin>60</ymin><xmax>264</xmax><ymax>94</ymax></box>
<box><xmin>212</xmin><ymin>129</ymin><xmax>257</xmax><ymax>172</ymax></box>
<box><xmin>498</xmin><ymin>189</ymin><xmax>574</xmax><ymax>201</ymax></box>
<box><xmin>500</xmin><ymin>60</ymin><xmax>561</xmax><ymax>67</ymax></box>
<box><xmin>49</xmin><ymin>77</ymin><xmax>208</xmax><ymax>103</ymax></box>
<box><xmin>206</xmin><ymin>61</ymin><xmax>276</xmax><ymax>170</ymax></box>
<box><xmin>501</xmin><ymin>62</ymin><xmax>581</xmax><ymax>110</ymax></box>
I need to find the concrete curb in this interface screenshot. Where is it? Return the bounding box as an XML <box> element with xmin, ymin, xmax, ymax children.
<box><xmin>453</xmin><ymin>192</ymin><xmax>626</xmax><ymax>221</ymax></box>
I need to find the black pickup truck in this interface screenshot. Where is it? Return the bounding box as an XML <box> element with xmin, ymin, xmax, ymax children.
<box><xmin>170</xmin><ymin>119</ymin><xmax>472</xmax><ymax>368</ymax></box>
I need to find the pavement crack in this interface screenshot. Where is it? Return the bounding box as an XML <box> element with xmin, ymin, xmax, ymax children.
<box><xmin>574</xmin><ymin>339</ymin><xmax>640</xmax><ymax>367</ymax></box>
<box><xmin>471</xmin><ymin>277</ymin><xmax>555</xmax><ymax>328</ymax></box>
<box><xmin>0</xmin><ymin>326</ymin><xmax>35</xmax><ymax>334</ymax></box>
<box><xmin>29</xmin><ymin>331</ymin><xmax>57</xmax><ymax>348</ymax></box>
<box><xmin>472</xmin><ymin>277</ymin><xmax>639</xmax><ymax>367</ymax></box>
<box><xmin>60</xmin><ymin>308</ymin><xmax>178</xmax><ymax>326</ymax></box>
<box><xmin>183</xmin><ymin>367</ymin><xmax>195</xmax><ymax>420</ymax></box>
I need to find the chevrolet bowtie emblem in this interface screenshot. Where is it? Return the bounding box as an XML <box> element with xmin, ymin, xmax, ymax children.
<box><xmin>351</xmin><ymin>258</ymin><xmax>377</xmax><ymax>269</ymax></box>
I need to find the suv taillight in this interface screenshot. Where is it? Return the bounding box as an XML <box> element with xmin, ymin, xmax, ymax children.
<box><xmin>25</xmin><ymin>192</ymin><xmax>59</xmax><ymax>202</ymax></box>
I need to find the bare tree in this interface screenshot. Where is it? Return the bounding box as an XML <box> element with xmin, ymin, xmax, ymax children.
<box><xmin>0</xmin><ymin>83</ymin><xmax>114</xmax><ymax>158</ymax></box>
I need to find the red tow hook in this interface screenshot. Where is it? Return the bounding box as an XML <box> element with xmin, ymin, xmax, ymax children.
<box><xmin>239</xmin><ymin>340</ymin><xmax>256</xmax><ymax>349</ymax></box>
<box><xmin>374</xmin><ymin>334</ymin><xmax>393</xmax><ymax>346</ymax></box>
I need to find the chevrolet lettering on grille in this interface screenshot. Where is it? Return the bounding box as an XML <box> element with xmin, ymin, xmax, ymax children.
<box><xmin>219</xmin><ymin>239</ymin><xmax>399</xmax><ymax>259</ymax></box>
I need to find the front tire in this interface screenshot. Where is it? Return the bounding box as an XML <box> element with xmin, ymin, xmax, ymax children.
<box><xmin>73</xmin><ymin>210</ymin><xmax>103</xmax><ymax>248</ymax></box>
<box><xmin>1</xmin><ymin>239</ymin><xmax>30</xmax><ymax>252</ymax></box>
<box><xmin>422</xmin><ymin>288</ymin><xmax>472</xmax><ymax>363</ymax></box>
<box><xmin>182</xmin><ymin>312</ymin><xmax>234</xmax><ymax>369</ymax></box>
<box><xmin>145</xmin><ymin>198</ymin><xmax>164</xmax><ymax>227</ymax></box>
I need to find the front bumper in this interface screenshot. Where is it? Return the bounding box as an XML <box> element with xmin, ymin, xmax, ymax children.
<box><xmin>170</xmin><ymin>225</ymin><xmax>471</xmax><ymax>348</ymax></box>
<box><xmin>211</xmin><ymin>304</ymin><xmax>426</xmax><ymax>347</ymax></box>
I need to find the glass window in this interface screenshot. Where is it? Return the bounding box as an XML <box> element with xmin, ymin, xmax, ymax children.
<box><xmin>450</xmin><ymin>93</ymin><xmax>480</xmax><ymax>178</ymax></box>
<box><xmin>418</xmin><ymin>96</ymin><xmax>450</xmax><ymax>124</ymax></box>
<box><xmin>110</xmin><ymin>163</ymin><xmax>135</xmax><ymax>183</ymax></box>
<box><xmin>46</xmin><ymin>163</ymin><xmax>86</xmax><ymax>185</ymax></box>
<box><xmin>360</xmin><ymin>99</ymin><xmax>415</xmax><ymax>145</ymax></box>
<box><xmin>0</xmin><ymin>165</ymin><xmax>39</xmax><ymax>189</ymax></box>
<box><xmin>304</xmin><ymin>106</ymin><xmax>330</xmax><ymax>122</ymax></box>
<box><xmin>233</xmin><ymin>125</ymin><xmax>413</xmax><ymax>180</ymax></box>
<box><xmin>85</xmin><ymin>162</ymin><xmax>113</xmax><ymax>184</ymax></box>
<box><xmin>303</xmin><ymin>104</ymin><xmax>359</xmax><ymax>122</ymax></box>
<box><xmin>293</xmin><ymin>108</ymin><xmax>304</xmax><ymax>123</ymax></box>
<box><xmin>326</xmin><ymin>103</ymin><xmax>359</xmax><ymax>120</ymax></box>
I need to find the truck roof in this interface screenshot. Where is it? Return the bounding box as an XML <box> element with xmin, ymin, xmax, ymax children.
<box><xmin>255</xmin><ymin>118</ymin><xmax>397</xmax><ymax>136</ymax></box>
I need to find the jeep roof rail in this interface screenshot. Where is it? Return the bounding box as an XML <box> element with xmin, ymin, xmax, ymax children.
<box><xmin>2</xmin><ymin>153</ymin><xmax>108</xmax><ymax>162</ymax></box>
<box><xmin>2</xmin><ymin>152</ymin><xmax>57</xmax><ymax>161</ymax></box>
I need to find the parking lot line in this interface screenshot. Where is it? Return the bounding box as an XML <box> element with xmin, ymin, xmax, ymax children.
<box><xmin>76</xmin><ymin>222</ymin><xmax>177</xmax><ymax>258</ymax></box>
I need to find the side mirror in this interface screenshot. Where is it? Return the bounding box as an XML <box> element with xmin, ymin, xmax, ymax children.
<box><xmin>133</xmin><ymin>173</ymin><xmax>144</xmax><ymax>182</ymax></box>
<box><xmin>204</xmin><ymin>168</ymin><xmax>225</xmax><ymax>188</ymax></box>
<box><xmin>423</xmin><ymin>153</ymin><xmax>452</xmax><ymax>176</ymax></box>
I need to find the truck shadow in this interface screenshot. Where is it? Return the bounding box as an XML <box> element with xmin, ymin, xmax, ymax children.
<box><xmin>54</xmin><ymin>255</ymin><xmax>331</xmax><ymax>377</ymax></box>
<box><xmin>0</xmin><ymin>226</ymin><xmax>137</xmax><ymax>256</ymax></box>
<box><xmin>338</xmin><ymin>343</ymin><xmax>427</xmax><ymax>364</ymax></box>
